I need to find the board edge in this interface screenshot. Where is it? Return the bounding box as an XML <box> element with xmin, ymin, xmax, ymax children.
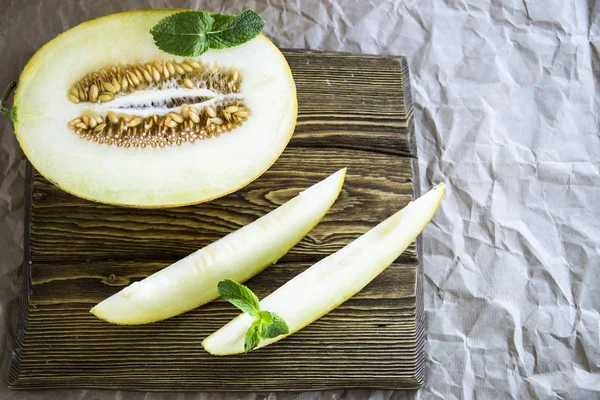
<box><xmin>7</xmin><ymin>162</ymin><xmax>34</xmax><ymax>389</ymax></box>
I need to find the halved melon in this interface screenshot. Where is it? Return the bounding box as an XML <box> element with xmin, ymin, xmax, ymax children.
<box><xmin>203</xmin><ymin>183</ymin><xmax>445</xmax><ymax>355</ymax></box>
<box><xmin>13</xmin><ymin>9</ymin><xmax>297</xmax><ymax>207</ymax></box>
<box><xmin>91</xmin><ymin>169</ymin><xmax>346</xmax><ymax>324</ymax></box>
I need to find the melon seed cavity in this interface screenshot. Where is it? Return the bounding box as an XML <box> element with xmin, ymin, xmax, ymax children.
<box><xmin>67</xmin><ymin>60</ymin><xmax>248</xmax><ymax>148</ymax></box>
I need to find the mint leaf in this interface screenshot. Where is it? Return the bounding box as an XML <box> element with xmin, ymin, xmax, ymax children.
<box><xmin>150</xmin><ymin>11</ymin><xmax>214</xmax><ymax>57</ymax></box>
<box><xmin>207</xmin><ymin>10</ymin><xmax>265</xmax><ymax>49</ymax></box>
<box><xmin>216</xmin><ymin>279</ymin><xmax>289</xmax><ymax>352</ymax></box>
<box><xmin>218</xmin><ymin>279</ymin><xmax>260</xmax><ymax>316</ymax></box>
<box><xmin>209</xmin><ymin>13</ymin><xmax>235</xmax><ymax>29</ymax></box>
<box><xmin>244</xmin><ymin>319</ymin><xmax>262</xmax><ymax>352</ymax></box>
<box><xmin>150</xmin><ymin>10</ymin><xmax>265</xmax><ymax>57</ymax></box>
<box><xmin>261</xmin><ymin>312</ymin><xmax>289</xmax><ymax>339</ymax></box>
<box><xmin>258</xmin><ymin>310</ymin><xmax>273</xmax><ymax>324</ymax></box>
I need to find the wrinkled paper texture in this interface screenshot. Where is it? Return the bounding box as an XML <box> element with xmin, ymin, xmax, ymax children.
<box><xmin>1</xmin><ymin>1</ymin><xmax>599</xmax><ymax>399</ymax></box>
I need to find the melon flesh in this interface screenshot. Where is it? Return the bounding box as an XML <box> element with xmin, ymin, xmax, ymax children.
<box><xmin>13</xmin><ymin>9</ymin><xmax>297</xmax><ymax>207</ymax></box>
<box><xmin>202</xmin><ymin>183</ymin><xmax>445</xmax><ymax>355</ymax></box>
<box><xmin>91</xmin><ymin>169</ymin><xmax>346</xmax><ymax>324</ymax></box>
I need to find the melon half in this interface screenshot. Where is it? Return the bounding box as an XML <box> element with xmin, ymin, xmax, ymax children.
<box><xmin>12</xmin><ymin>9</ymin><xmax>297</xmax><ymax>207</ymax></box>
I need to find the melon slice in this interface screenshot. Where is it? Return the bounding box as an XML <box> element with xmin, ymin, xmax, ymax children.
<box><xmin>12</xmin><ymin>9</ymin><xmax>296</xmax><ymax>207</ymax></box>
<box><xmin>91</xmin><ymin>169</ymin><xmax>346</xmax><ymax>324</ymax></box>
<box><xmin>202</xmin><ymin>183</ymin><xmax>445</xmax><ymax>355</ymax></box>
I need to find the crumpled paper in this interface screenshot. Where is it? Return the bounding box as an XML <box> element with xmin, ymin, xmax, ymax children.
<box><xmin>1</xmin><ymin>0</ymin><xmax>599</xmax><ymax>399</ymax></box>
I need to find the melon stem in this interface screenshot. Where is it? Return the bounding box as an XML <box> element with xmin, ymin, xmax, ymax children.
<box><xmin>1</xmin><ymin>81</ymin><xmax>17</xmax><ymax>121</ymax></box>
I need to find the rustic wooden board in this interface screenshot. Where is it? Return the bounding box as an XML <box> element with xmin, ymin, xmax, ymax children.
<box><xmin>8</xmin><ymin>49</ymin><xmax>424</xmax><ymax>391</ymax></box>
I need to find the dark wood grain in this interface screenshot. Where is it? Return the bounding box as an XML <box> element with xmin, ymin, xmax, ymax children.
<box><xmin>9</xmin><ymin>50</ymin><xmax>424</xmax><ymax>391</ymax></box>
<box><xmin>29</xmin><ymin>149</ymin><xmax>416</xmax><ymax>264</ymax></box>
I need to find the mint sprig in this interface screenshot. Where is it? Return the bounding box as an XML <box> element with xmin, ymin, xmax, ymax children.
<box><xmin>218</xmin><ymin>279</ymin><xmax>289</xmax><ymax>352</ymax></box>
<box><xmin>217</xmin><ymin>279</ymin><xmax>260</xmax><ymax>316</ymax></box>
<box><xmin>150</xmin><ymin>10</ymin><xmax>265</xmax><ymax>57</ymax></box>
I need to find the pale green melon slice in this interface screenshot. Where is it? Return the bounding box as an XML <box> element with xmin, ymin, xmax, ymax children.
<box><xmin>13</xmin><ymin>9</ymin><xmax>296</xmax><ymax>207</ymax></box>
<box><xmin>202</xmin><ymin>183</ymin><xmax>445</xmax><ymax>355</ymax></box>
<box><xmin>91</xmin><ymin>169</ymin><xmax>346</xmax><ymax>324</ymax></box>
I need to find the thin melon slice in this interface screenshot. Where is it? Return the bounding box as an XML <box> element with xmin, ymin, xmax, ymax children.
<box><xmin>13</xmin><ymin>9</ymin><xmax>296</xmax><ymax>207</ymax></box>
<box><xmin>91</xmin><ymin>169</ymin><xmax>346</xmax><ymax>324</ymax></box>
<box><xmin>202</xmin><ymin>183</ymin><xmax>445</xmax><ymax>355</ymax></box>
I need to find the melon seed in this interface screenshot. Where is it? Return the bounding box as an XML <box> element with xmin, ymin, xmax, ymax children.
<box><xmin>89</xmin><ymin>84</ymin><xmax>99</xmax><ymax>102</ymax></box>
<box><xmin>128</xmin><ymin>117</ymin><xmax>142</xmax><ymax>127</ymax></box>
<box><xmin>107</xmin><ymin>112</ymin><xmax>119</xmax><ymax>124</ymax></box>
<box><xmin>183</xmin><ymin>78</ymin><xmax>194</xmax><ymax>89</ymax></box>
<box><xmin>98</xmin><ymin>92</ymin><xmax>114</xmax><ymax>102</ymax></box>
<box><xmin>68</xmin><ymin>59</ymin><xmax>242</xmax><ymax>104</ymax></box>
<box><xmin>174</xmin><ymin>64</ymin><xmax>185</xmax><ymax>75</ymax></box>
<box><xmin>142</xmin><ymin>68</ymin><xmax>153</xmax><ymax>82</ymax></box>
<box><xmin>165</xmin><ymin>117</ymin><xmax>178</xmax><ymax>128</ymax></box>
<box><xmin>152</xmin><ymin>67</ymin><xmax>161</xmax><ymax>82</ymax></box>
<box><xmin>112</xmin><ymin>78</ymin><xmax>121</xmax><ymax>93</ymax></box>
<box><xmin>134</xmin><ymin>69</ymin><xmax>144</xmax><ymax>82</ymax></box>
<box><xmin>102</xmin><ymin>81</ymin><xmax>117</xmax><ymax>94</ymax></box>
<box><xmin>93</xmin><ymin>123</ymin><xmax>106</xmax><ymax>133</ymax></box>
<box><xmin>77</xmin><ymin>86</ymin><xmax>87</xmax><ymax>101</ymax></box>
<box><xmin>205</xmin><ymin>106</ymin><xmax>216</xmax><ymax>118</ymax></box>
<box><xmin>128</xmin><ymin>71</ymin><xmax>141</xmax><ymax>86</ymax></box>
<box><xmin>180</xmin><ymin>104</ymin><xmax>190</xmax><ymax>119</ymax></box>
<box><xmin>166</xmin><ymin>62</ymin><xmax>175</xmax><ymax>75</ymax></box>
<box><xmin>189</xmin><ymin>111</ymin><xmax>200</xmax><ymax>123</ymax></box>
<box><xmin>168</xmin><ymin>112</ymin><xmax>183</xmax><ymax>123</ymax></box>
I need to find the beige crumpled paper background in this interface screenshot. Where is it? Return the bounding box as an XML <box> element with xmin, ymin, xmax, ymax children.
<box><xmin>1</xmin><ymin>0</ymin><xmax>599</xmax><ymax>399</ymax></box>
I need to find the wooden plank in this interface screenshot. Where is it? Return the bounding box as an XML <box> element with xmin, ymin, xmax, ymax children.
<box><xmin>284</xmin><ymin>50</ymin><xmax>413</xmax><ymax>157</ymax></box>
<box><xmin>9</xmin><ymin>50</ymin><xmax>423</xmax><ymax>391</ymax></box>
<box><xmin>13</xmin><ymin>265</ymin><xmax>419</xmax><ymax>392</ymax></box>
<box><xmin>29</xmin><ymin>149</ymin><xmax>416</xmax><ymax>264</ymax></box>
<box><xmin>28</xmin><ymin>261</ymin><xmax>416</xmax><ymax>304</ymax></box>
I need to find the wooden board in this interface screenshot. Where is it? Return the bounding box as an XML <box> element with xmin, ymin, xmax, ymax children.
<box><xmin>8</xmin><ymin>49</ymin><xmax>424</xmax><ymax>391</ymax></box>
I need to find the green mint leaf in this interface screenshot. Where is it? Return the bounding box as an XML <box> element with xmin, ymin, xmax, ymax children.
<box><xmin>207</xmin><ymin>10</ymin><xmax>265</xmax><ymax>49</ymax></box>
<box><xmin>258</xmin><ymin>310</ymin><xmax>273</xmax><ymax>325</ymax></box>
<box><xmin>215</xmin><ymin>279</ymin><xmax>289</xmax><ymax>352</ymax></box>
<box><xmin>244</xmin><ymin>319</ymin><xmax>262</xmax><ymax>352</ymax></box>
<box><xmin>150</xmin><ymin>11</ymin><xmax>214</xmax><ymax>57</ymax></box>
<box><xmin>261</xmin><ymin>312</ymin><xmax>289</xmax><ymax>339</ymax></box>
<box><xmin>217</xmin><ymin>279</ymin><xmax>260</xmax><ymax>316</ymax></box>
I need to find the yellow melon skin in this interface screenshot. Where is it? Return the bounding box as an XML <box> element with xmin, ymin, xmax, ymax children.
<box><xmin>14</xmin><ymin>9</ymin><xmax>297</xmax><ymax>208</ymax></box>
